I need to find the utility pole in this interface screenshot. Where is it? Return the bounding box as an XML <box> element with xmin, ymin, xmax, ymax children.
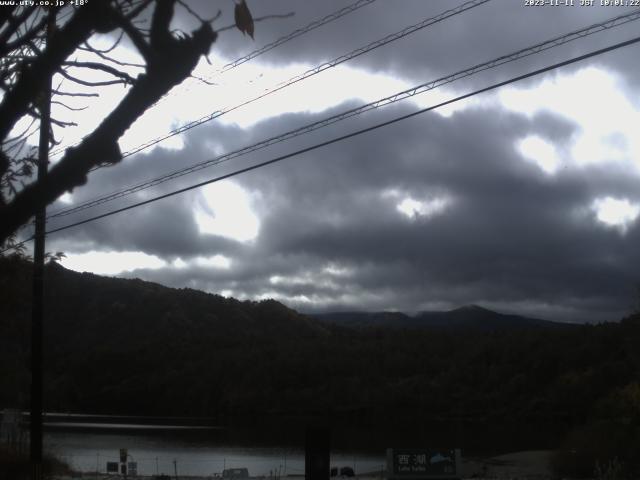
<box><xmin>305</xmin><ymin>427</ymin><xmax>330</xmax><ymax>480</ymax></box>
<box><xmin>30</xmin><ymin>8</ymin><xmax>54</xmax><ymax>480</ymax></box>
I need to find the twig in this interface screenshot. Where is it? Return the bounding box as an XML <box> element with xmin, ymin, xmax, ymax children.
<box><xmin>52</xmin><ymin>88</ymin><xmax>99</xmax><ymax>98</ymax></box>
<box><xmin>58</xmin><ymin>68</ymin><xmax>130</xmax><ymax>87</ymax></box>
<box><xmin>80</xmin><ymin>31</ymin><xmax>125</xmax><ymax>54</ymax></box>
<box><xmin>82</xmin><ymin>46</ymin><xmax>146</xmax><ymax>68</ymax></box>
<box><xmin>190</xmin><ymin>74</ymin><xmax>218</xmax><ymax>86</ymax></box>
<box><xmin>51</xmin><ymin>101</ymin><xmax>88</xmax><ymax>112</ymax></box>
<box><xmin>63</xmin><ymin>60</ymin><xmax>137</xmax><ymax>83</ymax></box>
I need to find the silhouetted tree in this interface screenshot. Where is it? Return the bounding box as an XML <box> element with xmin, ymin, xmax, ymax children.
<box><xmin>0</xmin><ymin>0</ymin><xmax>255</xmax><ymax>246</ymax></box>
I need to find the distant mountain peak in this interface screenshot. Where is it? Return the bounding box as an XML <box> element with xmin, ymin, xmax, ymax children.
<box><xmin>452</xmin><ymin>304</ymin><xmax>490</xmax><ymax>313</ymax></box>
<box><xmin>312</xmin><ymin>304</ymin><xmax>572</xmax><ymax>331</ymax></box>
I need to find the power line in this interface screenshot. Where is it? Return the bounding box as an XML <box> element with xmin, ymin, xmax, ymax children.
<box><xmin>49</xmin><ymin>0</ymin><xmax>490</xmax><ymax>164</ymax></box>
<box><xmin>48</xmin><ymin>0</ymin><xmax>378</xmax><ymax>158</ymax></box>
<box><xmin>3</xmin><ymin>33</ymin><xmax>639</xmax><ymax>255</ymax></box>
<box><xmin>48</xmin><ymin>7</ymin><xmax>640</xmax><ymax>220</ymax></box>
<box><xmin>34</xmin><ymin>35</ymin><xmax>640</xmax><ymax>242</ymax></box>
<box><xmin>48</xmin><ymin>0</ymin><xmax>493</xmax><ymax>218</ymax></box>
<box><xmin>117</xmin><ymin>0</ymin><xmax>490</xmax><ymax>159</ymax></box>
<box><xmin>185</xmin><ymin>0</ymin><xmax>379</xmax><ymax>85</ymax></box>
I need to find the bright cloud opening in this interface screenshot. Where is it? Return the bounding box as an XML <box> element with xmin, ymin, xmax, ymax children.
<box><xmin>592</xmin><ymin>197</ymin><xmax>640</xmax><ymax>233</ymax></box>
<box><xmin>269</xmin><ymin>273</ymin><xmax>338</xmax><ymax>290</ymax></box>
<box><xmin>517</xmin><ymin>135</ymin><xmax>561</xmax><ymax>174</ymax></box>
<box><xmin>268</xmin><ymin>265</ymin><xmax>352</xmax><ymax>290</ymax></box>
<box><xmin>60</xmin><ymin>251</ymin><xmax>166</xmax><ymax>275</ymax></box>
<box><xmin>119</xmin><ymin>56</ymin><xmax>475</xmax><ymax>144</ymax></box>
<box><xmin>194</xmin><ymin>255</ymin><xmax>232</xmax><ymax>269</ymax></box>
<box><xmin>173</xmin><ymin>258</ymin><xmax>188</xmax><ymax>269</ymax></box>
<box><xmin>383</xmin><ymin>189</ymin><xmax>452</xmax><ymax>220</ymax></box>
<box><xmin>195</xmin><ymin>181</ymin><xmax>260</xmax><ymax>242</ymax></box>
<box><xmin>500</xmin><ymin>67</ymin><xmax>640</xmax><ymax>172</ymax></box>
<box><xmin>217</xmin><ymin>62</ymin><xmax>410</xmax><ymax>128</ymax></box>
<box><xmin>58</xmin><ymin>192</ymin><xmax>74</xmax><ymax>205</ymax></box>
<box><xmin>396</xmin><ymin>197</ymin><xmax>450</xmax><ymax>219</ymax></box>
<box><xmin>323</xmin><ymin>263</ymin><xmax>354</xmax><ymax>277</ymax></box>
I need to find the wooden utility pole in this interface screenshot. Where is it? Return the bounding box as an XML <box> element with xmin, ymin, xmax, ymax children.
<box><xmin>30</xmin><ymin>8</ymin><xmax>54</xmax><ymax>480</ymax></box>
<box><xmin>305</xmin><ymin>427</ymin><xmax>330</xmax><ymax>480</ymax></box>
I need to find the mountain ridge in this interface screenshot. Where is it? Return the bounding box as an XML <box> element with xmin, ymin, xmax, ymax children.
<box><xmin>2</xmin><ymin>253</ymin><xmax>640</xmax><ymax>473</ymax></box>
<box><xmin>309</xmin><ymin>304</ymin><xmax>572</xmax><ymax>331</ymax></box>
<box><xmin>34</xmin><ymin>260</ymin><xmax>571</xmax><ymax>333</ymax></box>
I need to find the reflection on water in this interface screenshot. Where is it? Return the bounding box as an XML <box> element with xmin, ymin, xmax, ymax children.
<box><xmin>44</xmin><ymin>430</ymin><xmax>386</xmax><ymax>477</ymax></box>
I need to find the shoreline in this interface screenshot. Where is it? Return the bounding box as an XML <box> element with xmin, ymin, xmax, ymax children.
<box><xmin>49</xmin><ymin>450</ymin><xmax>554</xmax><ymax>480</ymax></box>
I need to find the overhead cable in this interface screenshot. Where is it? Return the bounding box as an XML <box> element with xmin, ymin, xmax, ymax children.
<box><xmin>49</xmin><ymin>0</ymin><xmax>378</xmax><ymax>158</ymax></box>
<box><xmin>4</xmin><ymin>33</ymin><xmax>640</xmax><ymax>255</ymax></box>
<box><xmin>48</xmin><ymin>7</ymin><xmax>640</xmax><ymax>220</ymax></box>
<box><xmin>48</xmin><ymin>0</ymin><xmax>490</xmax><ymax>162</ymax></box>
<box><xmin>35</xmin><ymin>35</ymin><xmax>640</xmax><ymax>242</ymax></box>
<box><xmin>203</xmin><ymin>0</ymin><xmax>379</xmax><ymax>79</ymax></box>
<box><xmin>115</xmin><ymin>0</ymin><xmax>491</xmax><ymax>159</ymax></box>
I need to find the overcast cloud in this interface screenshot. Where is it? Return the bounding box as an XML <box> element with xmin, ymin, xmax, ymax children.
<box><xmin>43</xmin><ymin>0</ymin><xmax>640</xmax><ymax>323</ymax></box>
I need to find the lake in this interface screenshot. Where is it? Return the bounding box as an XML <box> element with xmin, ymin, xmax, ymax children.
<box><xmin>43</xmin><ymin>426</ymin><xmax>387</xmax><ymax>477</ymax></box>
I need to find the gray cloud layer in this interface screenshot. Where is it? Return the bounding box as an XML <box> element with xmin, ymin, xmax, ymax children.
<box><xmin>48</xmin><ymin>0</ymin><xmax>640</xmax><ymax>323</ymax></box>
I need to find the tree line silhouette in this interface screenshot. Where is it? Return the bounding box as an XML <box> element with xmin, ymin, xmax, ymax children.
<box><xmin>1</xmin><ymin>256</ymin><xmax>639</xmax><ymax>473</ymax></box>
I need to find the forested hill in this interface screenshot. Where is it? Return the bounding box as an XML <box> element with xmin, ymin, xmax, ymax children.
<box><xmin>310</xmin><ymin>305</ymin><xmax>569</xmax><ymax>330</ymax></box>
<box><xmin>1</xmin><ymin>256</ymin><xmax>639</xmax><ymax>462</ymax></box>
<box><xmin>0</xmin><ymin>256</ymin><xmax>327</xmax><ymax>414</ymax></box>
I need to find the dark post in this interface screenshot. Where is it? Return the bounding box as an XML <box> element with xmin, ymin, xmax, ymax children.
<box><xmin>305</xmin><ymin>427</ymin><xmax>331</xmax><ymax>480</ymax></box>
<box><xmin>30</xmin><ymin>9</ymin><xmax>54</xmax><ymax>480</ymax></box>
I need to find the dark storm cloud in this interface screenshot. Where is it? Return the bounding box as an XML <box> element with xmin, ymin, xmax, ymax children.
<box><xmin>193</xmin><ymin>0</ymin><xmax>640</xmax><ymax>92</ymax></box>
<box><xmin>66</xmin><ymin>94</ymin><xmax>640</xmax><ymax>323</ymax></box>
<box><xmin>46</xmin><ymin>120</ymin><xmax>261</xmax><ymax>259</ymax></box>
<box><xmin>49</xmin><ymin>195</ymin><xmax>246</xmax><ymax>260</ymax></box>
<box><xmin>51</xmin><ymin>0</ymin><xmax>640</xmax><ymax>324</ymax></box>
<box><xmin>109</xmin><ymin>0</ymin><xmax>640</xmax><ymax>96</ymax></box>
<box><xmin>219</xmin><ymin>104</ymin><xmax>639</xmax><ymax>322</ymax></box>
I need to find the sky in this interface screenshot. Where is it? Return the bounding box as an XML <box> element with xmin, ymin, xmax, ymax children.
<box><xmin>30</xmin><ymin>0</ymin><xmax>640</xmax><ymax>323</ymax></box>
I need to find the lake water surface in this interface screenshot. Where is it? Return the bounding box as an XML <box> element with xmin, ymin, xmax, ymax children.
<box><xmin>44</xmin><ymin>428</ymin><xmax>386</xmax><ymax>477</ymax></box>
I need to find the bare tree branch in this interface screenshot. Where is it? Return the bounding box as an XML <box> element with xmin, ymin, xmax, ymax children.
<box><xmin>149</xmin><ymin>0</ymin><xmax>175</xmax><ymax>51</ymax></box>
<box><xmin>0</xmin><ymin>2</ymin><xmax>219</xmax><ymax>242</ymax></box>
<box><xmin>52</xmin><ymin>88</ymin><xmax>100</xmax><ymax>98</ymax></box>
<box><xmin>124</xmin><ymin>0</ymin><xmax>154</xmax><ymax>20</ymax></box>
<box><xmin>0</xmin><ymin>4</ymin><xmax>110</xmax><ymax>142</ymax></box>
<box><xmin>190</xmin><ymin>73</ymin><xmax>219</xmax><ymax>86</ymax></box>
<box><xmin>51</xmin><ymin>101</ymin><xmax>89</xmax><ymax>112</ymax></box>
<box><xmin>3</xmin><ymin>115</ymin><xmax>38</xmax><ymax>146</ymax></box>
<box><xmin>62</xmin><ymin>60</ymin><xmax>138</xmax><ymax>83</ymax></box>
<box><xmin>0</xmin><ymin>5</ymin><xmax>18</xmax><ymax>31</ymax></box>
<box><xmin>0</xmin><ymin>9</ymin><xmax>47</xmax><ymax>57</ymax></box>
<box><xmin>58</xmin><ymin>67</ymin><xmax>132</xmax><ymax>87</ymax></box>
<box><xmin>177</xmin><ymin>0</ymin><xmax>220</xmax><ymax>25</ymax></box>
<box><xmin>80</xmin><ymin>31</ymin><xmax>125</xmax><ymax>54</ymax></box>
<box><xmin>79</xmin><ymin>42</ymin><xmax>146</xmax><ymax>68</ymax></box>
<box><xmin>0</xmin><ymin>6</ymin><xmax>39</xmax><ymax>55</ymax></box>
<box><xmin>111</xmin><ymin>10</ymin><xmax>153</xmax><ymax>62</ymax></box>
<box><xmin>0</xmin><ymin>0</ymin><xmax>270</xmax><ymax>246</ymax></box>
<box><xmin>25</xmin><ymin>105</ymin><xmax>77</xmax><ymax>128</ymax></box>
